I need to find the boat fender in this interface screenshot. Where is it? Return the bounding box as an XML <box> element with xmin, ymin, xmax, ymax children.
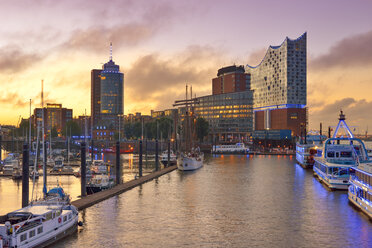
<box><xmin>78</xmin><ymin>221</ymin><xmax>84</xmax><ymax>226</ymax></box>
<box><xmin>58</xmin><ymin>217</ymin><xmax>62</xmax><ymax>223</ymax></box>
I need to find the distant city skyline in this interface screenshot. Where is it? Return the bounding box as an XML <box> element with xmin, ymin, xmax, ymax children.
<box><xmin>1</xmin><ymin>0</ymin><xmax>372</xmax><ymax>132</ymax></box>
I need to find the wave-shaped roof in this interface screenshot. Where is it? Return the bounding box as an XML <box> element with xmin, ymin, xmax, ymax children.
<box><xmin>246</xmin><ymin>32</ymin><xmax>306</xmax><ymax>69</ymax></box>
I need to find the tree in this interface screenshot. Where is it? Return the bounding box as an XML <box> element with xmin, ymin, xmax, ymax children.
<box><xmin>51</xmin><ymin>126</ymin><xmax>58</xmax><ymax>138</ymax></box>
<box><xmin>195</xmin><ymin>117</ymin><xmax>209</xmax><ymax>142</ymax></box>
<box><xmin>62</xmin><ymin>120</ymin><xmax>81</xmax><ymax>137</ymax></box>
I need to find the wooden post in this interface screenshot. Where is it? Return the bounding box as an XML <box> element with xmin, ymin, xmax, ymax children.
<box><xmin>81</xmin><ymin>142</ymin><xmax>87</xmax><ymax>197</ymax></box>
<box><xmin>22</xmin><ymin>144</ymin><xmax>29</xmax><ymax>208</ymax></box>
<box><xmin>139</xmin><ymin>140</ymin><xmax>143</xmax><ymax>177</ymax></box>
<box><xmin>116</xmin><ymin>141</ymin><xmax>121</xmax><ymax>185</ymax></box>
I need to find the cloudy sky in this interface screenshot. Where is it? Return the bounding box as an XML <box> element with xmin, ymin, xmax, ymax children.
<box><xmin>0</xmin><ymin>0</ymin><xmax>372</xmax><ymax>132</ymax></box>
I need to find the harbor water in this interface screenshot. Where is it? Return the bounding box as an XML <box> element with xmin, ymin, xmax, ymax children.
<box><xmin>40</xmin><ymin>155</ymin><xmax>372</xmax><ymax>247</ymax></box>
<box><xmin>1</xmin><ymin>153</ymin><xmax>371</xmax><ymax>247</ymax></box>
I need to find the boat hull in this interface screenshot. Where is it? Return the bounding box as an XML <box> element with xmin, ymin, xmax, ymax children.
<box><xmin>86</xmin><ymin>185</ymin><xmax>112</xmax><ymax>194</ymax></box>
<box><xmin>313</xmin><ymin>166</ymin><xmax>350</xmax><ymax>190</ymax></box>
<box><xmin>33</xmin><ymin>218</ymin><xmax>78</xmax><ymax>248</ymax></box>
<box><xmin>177</xmin><ymin>155</ymin><xmax>203</xmax><ymax>171</ymax></box>
<box><xmin>161</xmin><ymin>159</ymin><xmax>177</xmax><ymax>166</ymax></box>
<box><xmin>348</xmin><ymin>188</ymin><xmax>372</xmax><ymax>220</ymax></box>
<box><xmin>296</xmin><ymin>153</ymin><xmax>314</xmax><ymax>169</ymax></box>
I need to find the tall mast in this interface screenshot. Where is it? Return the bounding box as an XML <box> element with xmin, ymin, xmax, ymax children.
<box><xmin>42</xmin><ymin>80</ymin><xmax>47</xmax><ymax>196</ymax></box>
<box><xmin>29</xmin><ymin>99</ymin><xmax>32</xmax><ymax>157</ymax></box>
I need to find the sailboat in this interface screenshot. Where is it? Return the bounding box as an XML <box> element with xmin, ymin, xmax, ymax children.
<box><xmin>175</xmin><ymin>85</ymin><xmax>204</xmax><ymax>171</ymax></box>
<box><xmin>0</xmin><ymin>81</ymin><xmax>79</xmax><ymax>248</ymax></box>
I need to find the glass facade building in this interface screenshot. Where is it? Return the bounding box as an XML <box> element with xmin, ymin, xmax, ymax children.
<box><xmin>245</xmin><ymin>33</ymin><xmax>307</xmax><ymax>136</ymax></box>
<box><xmin>100</xmin><ymin>60</ymin><xmax>124</xmax><ymax>115</ymax></box>
<box><xmin>193</xmin><ymin>90</ymin><xmax>254</xmax><ymax>142</ymax></box>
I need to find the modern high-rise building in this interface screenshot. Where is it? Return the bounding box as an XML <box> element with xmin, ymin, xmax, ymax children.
<box><xmin>91</xmin><ymin>69</ymin><xmax>102</xmax><ymax>127</ymax></box>
<box><xmin>100</xmin><ymin>59</ymin><xmax>124</xmax><ymax>116</ymax></box>
<box><xmin>246</xmin><ymin>33</ymin><xmax>307</xmax><ymax>136</ymax></box>
<box><xmin>91</xmin><ymin>44</ymin><xmax>124</xmax><ymax>131</ymax></box>
<box><xmin>212</xmin><ymin>65</ymin><xmax>251</xmax><ymax>95</ymax></box>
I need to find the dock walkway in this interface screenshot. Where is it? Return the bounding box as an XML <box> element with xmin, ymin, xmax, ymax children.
<box><xmin>72</xmin><ymin>165</ymin><xmax>177</xmax><ymax>210</ymax></box>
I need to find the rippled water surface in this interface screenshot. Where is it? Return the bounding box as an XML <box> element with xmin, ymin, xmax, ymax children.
<box><xmin>1</xmin><ymin>154</ymin><xmax>371</xmax><ymax>247</ymax></box>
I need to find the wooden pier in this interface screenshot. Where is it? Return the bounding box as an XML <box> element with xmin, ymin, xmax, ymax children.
<box><xmin>71</xmin><ymin>165</ymin><xmax>177</xmax><ymax>211</ymax></box>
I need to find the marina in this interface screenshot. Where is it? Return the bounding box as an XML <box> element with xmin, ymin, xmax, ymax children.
<box><xmin>1</xmin><ymin>1</ymin><xmax>372</xmax><ymax>247</ymax></box>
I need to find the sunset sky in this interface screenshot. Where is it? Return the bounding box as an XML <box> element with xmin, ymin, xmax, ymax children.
<box><xmin>1</xmin><ymin>0</ymin><xmax>372</xmax><ymax>132</ymax></box>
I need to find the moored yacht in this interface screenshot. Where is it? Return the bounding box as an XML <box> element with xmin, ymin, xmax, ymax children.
<box><xmin>2</xmin><ymin>155</ymin><xmax>20</xmax><ymax>176</ymax></box>
<box><xmin>177</xmin><ymin>148</ymin><xmax>204</xmax><ymax>171</ymax></box>
<box><xmin>86</xmin><ymin>174</ymin><xmax>114</xmax><ymax>194</ymax></box>
<box><xmin>160</xmin><ymin>150</ymin><xmax>177</xmax><ymax>166</ymax></box>
<box><xmin>0</xmin><ymin>189</ymin><xmax>78</xmax><ymax>248</ymax></box>
<box><xmin>348</xmin><ymin>162</ymin><xmax>372</xmax><ymax>219</ymax></box>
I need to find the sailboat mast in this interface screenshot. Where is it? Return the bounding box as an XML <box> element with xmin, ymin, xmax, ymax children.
<box><xmin>42</xmin><ymin>80</ymin><xmax>47</xmax><ymax>196</ymax></box>
<box><xmin>190</xmin><ymin>86</ymin><xmax>193</xmax><ymax>149</ymax></box>
<box><xmin>185</xmin><ymin>85</ymin><xmax>188</xmax><ymax>152</ymax></box>
<box><xmin>29</xmin><ymin>99</ymin><xmax>32</xmax><ymax>157</ymax></box>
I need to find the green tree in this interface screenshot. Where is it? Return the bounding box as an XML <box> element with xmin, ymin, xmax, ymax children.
<box><xmin>195</xmin><ymin>117</ymin><xmax>209</xmax><ymax>142</ymax></box>
<box><xmin>51</xmin><ymin>126</ymin><xmax>58</xmax><ymax>138</ymax></box>
<box><xmin>62</xmin><ymin>120</ymin><xmax>81</xmax><ymax>137</ymax></box>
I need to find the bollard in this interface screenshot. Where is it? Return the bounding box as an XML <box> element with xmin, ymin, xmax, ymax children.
<box><xmin>167</xmin><ymin>140</ymin><xmax>170</xmax><ymax>167</ymax></box>
<box><xmin>22</xmin><ymin>144</ymin><xmax>29</xmax><ymax>208</ymax></box>
<box><xmin>139</xmin><ymin>140</ymin><xmax>143</xmax><ymax>177</ymax></box>
<box><xmin>116</xmin><ymin>141</ymin><xmax>121</xmax><ymax>185</ymax></box>
<box><xmin>155</xmin><ymin>139</ymin><xmax>159</xmax><ymax>171</ymax></box>
<box><xmin>81</xmin><ymin>142</ymin><xmax>87</xmax><ymax>197</ymax></box>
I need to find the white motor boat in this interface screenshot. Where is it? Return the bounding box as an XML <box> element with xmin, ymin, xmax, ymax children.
<box><xmin>86</xmin><ymin>174</ymin><xmax>114</xmax><ymax>194</ymax></box>
<box><xmin>160</xmin><ymin>150</ymin><xmax>177</xmax><ymax>166</ymax></box>
<box><xmin>2</xmin><ymin>154</ymin><xmax>20</xmax><ymax>176</ymax></box>
<box><xmin>0</xmin><ymin>187</ymin><xmax>79</xmax><ymax>248</ymax></box>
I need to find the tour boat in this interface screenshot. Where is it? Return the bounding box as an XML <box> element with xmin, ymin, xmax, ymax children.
<box><xmin>160</xmin><ymin>150</ymin><xmax>177</xmax><ymax>166</ymax></box>
<box><xmin>296</xmin><ymin>143</ymin><xmax>318</xmax><ymax>168</ymax></box>
<box><xmin>348</xmin><ymin>162</ymin><xmax>372</xmax><ymax>219</ymax></box>
<box><xmin>211</xmin><ymin>143</ymin><xmax>249</xmax><ymax>154</ymax></box>
<box><xmin>177</xmin><ymin>149</ymin><xmax>204</xmax><ymax>171</ymax></box>
<box><xmin>313</xmin><ymin>111</ymin><xmax>370</xmax><ymax>190</ymax></box>
<box><xmin>86</xmin><ymin>174</ymin><xmax>114</xmax><ymax>194</ymax></box>
<box><xmin>0</xmin><ymin>187</ymin><xmax>79</xmax><ymax>248</ymax></box>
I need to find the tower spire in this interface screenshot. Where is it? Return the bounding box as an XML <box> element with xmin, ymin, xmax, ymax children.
<box><xmin>110</xmin><ymin>42</ymin><xmax>112</xmax><ymax>61</ymax></box>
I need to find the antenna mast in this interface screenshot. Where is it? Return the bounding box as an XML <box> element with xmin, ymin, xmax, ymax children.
<box><xmin>110</xmin><ymin>42</ymin><xmax>112</xmax><ymax>61</ymax></box>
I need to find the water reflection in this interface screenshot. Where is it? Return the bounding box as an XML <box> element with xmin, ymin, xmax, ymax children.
<box><xmin>1</xmin><ymin>154</ymin><xmax>371</xmax><ymax>247</ymax></box>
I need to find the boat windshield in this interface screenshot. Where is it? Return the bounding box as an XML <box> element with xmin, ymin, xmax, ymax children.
<box><xmin>329</xmin><ymin>167</ymin><xmax>352</xmax><ymax>177</ymax></box>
